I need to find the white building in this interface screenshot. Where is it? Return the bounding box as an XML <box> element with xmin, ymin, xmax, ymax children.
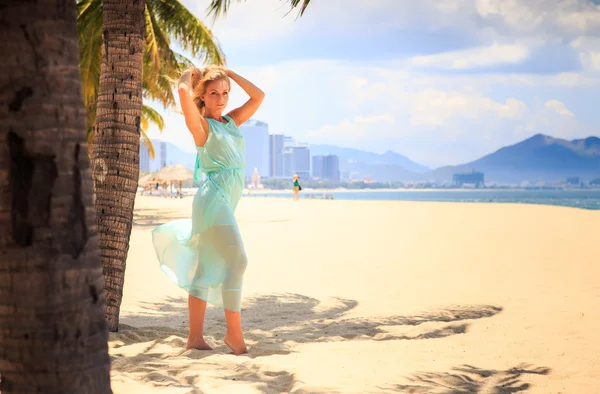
<box><xmin>139</xmin><ymin>139</ymin><xmax>169</xmax><ymax>172</ymax></box>
<box><xmin>283</xmin><ymin>145</ymin><xmax>310</xmax><ymax>179</ymax></box>
<box><xmin>240</xmin><ymin>119</ymin><xmax>270</xmax><ymax>181</ymax></box>
<box><xmin>140</xmin><ymin>140</ymin><xmax>151</xmax><ymax>172</ymax></box>
<box><xmin>322</xmin><ymin>154</ymin><xmax>340</xmax><ymax>182</ymax></box>
<box><xmin>269</xmin><ymin>134</ymin><xmax>284</xmax><ymax>178</ymax></box>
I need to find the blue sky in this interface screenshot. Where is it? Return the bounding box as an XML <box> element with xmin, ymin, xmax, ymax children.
<box><xmin>145</xmin><ymin>0</ymin><xmax>600</xmax><ymax>168</ymax></box>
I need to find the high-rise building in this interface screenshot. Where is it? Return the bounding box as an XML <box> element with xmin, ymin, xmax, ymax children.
<box><xmin>240</xmin><ymin>119</ymin><xmax>269</xmax><ymax>180</ymax></box>
<box><xmin>453</xmin><ymin>170</ymin><xmax>485</xmax><ymax>188</ymax></box>
<box><xmin>322</xmin><ymin>154</ymin><xmax>340</xmax><ymax>182</ymax></box>
<box><xmin>160</xmin><ymin>141</ymin><xmax>167</xmax><ymax>169</ymax></box>
<box><xmin>283</xmin><ymin>146</ymin><xmax>310</xmax><ymax>179</ymax></box>
<box><xmin>269</xmin><ymin>134</ymin><xmax>284</xmax><ymax>178</ymax></box>
<box><xmin>283</xmin><ymin>136</ymin><xmax>296</xmax><ymax>148</ymax></box>
<box><xmin>312</xmin><ymin>155</ymin><xmax>324</xmax><ymax>179</ymax></box>
<box><xmin>312</xmin><ymin>154</ymin><xmax>340</xmax><ymax>181</ymax></box>
<box><xmin>140</xmin><ymin>140</ymin><xmax>151</xmax><ymax>172</ymax></box>
<box><xmin>283</xmin><ymin>149</ymin><xmax>293</xmax><ymax>178</ymax></box>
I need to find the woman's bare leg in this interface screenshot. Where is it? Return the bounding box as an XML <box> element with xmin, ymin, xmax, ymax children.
<box><xmin>187</xmin><ymin>295</ymin><xmax>212</xmax><ymax>350</ymax></box>
<box><xmin>208</xmin><ymin>225</ymin><xmax>248</xmax><ymax>355</ymax></box>
<box><xmin>224</xmin><ymin>309</ymin><xmax>247</xmax><ymax>355</ymax></box>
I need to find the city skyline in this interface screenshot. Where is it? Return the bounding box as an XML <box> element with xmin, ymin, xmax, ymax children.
<box><xmin>144</xmin><ymin>0</ymin><xmax>600</xmax><ymax>168</ymax></box>
<box><xmin>141</xmin><ymin>119</ymin><xmax>341</xmax><ymax>181</ymax></box>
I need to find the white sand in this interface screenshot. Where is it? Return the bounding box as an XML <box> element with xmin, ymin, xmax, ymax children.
<box><xmin>110</xmin><ymin>196</ymin><xmax>600</xmax><ymax>393</ymax></box>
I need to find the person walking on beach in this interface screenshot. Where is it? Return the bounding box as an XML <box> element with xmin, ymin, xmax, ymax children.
<box><xmin>151</xmin><ymin>65</ymin><xmax>264</xmax><ymax>355</ymax></box>
<box><xmin>292</xmin><ymin>174</ymin><xmax>302</xmax><ymax>201</ymax></box>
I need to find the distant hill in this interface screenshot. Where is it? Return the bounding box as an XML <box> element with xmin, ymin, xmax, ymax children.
<box><xmin>309</xmin><ymin>144</ymin><xmax>430</xmax><ymax>174</ymax></box>
<box><xmin>166</xmin><ymin>143</ymin><xmax>196</xmax><ymax>170</ymax></box>
<box><xmin>146</xmin><ymin>141</ymin><xmax>196</xmax><ymax>172</ymax></box>
<box><xmin>424</xmin><ymin>134</ymin><xmax>600</xmax><ymax>183</ymax></box>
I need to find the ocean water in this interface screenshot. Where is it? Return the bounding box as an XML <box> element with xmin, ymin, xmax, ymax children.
<box><xmin>243</xmin><ymin>189</ymin><xmax>600</xmax><ymax>210</ymax></box>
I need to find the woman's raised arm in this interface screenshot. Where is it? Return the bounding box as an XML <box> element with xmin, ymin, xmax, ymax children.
<box><xmin>178</xmin><ymin>69</ymin><xmax>209</xmax><ymax>146</ymax></box>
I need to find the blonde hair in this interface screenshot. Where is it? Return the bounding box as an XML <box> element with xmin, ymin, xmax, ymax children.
<box><xmin>185</xmin><ymin>65</ymin><xmax>230</xmax><ymax>115</ymax></box>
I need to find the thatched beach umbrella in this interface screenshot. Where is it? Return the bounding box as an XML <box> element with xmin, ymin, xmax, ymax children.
<box><xmin>155</xmin><ymin>164</ymin><xmax>193</xmax><ymax>182</ymax></box>
<box><xmin>155</xmin><ymin>164</ymin><xmax>194</xmax><ymax>196</ymax></box>
<box><xmin>138</xmin><ymin>172</ymin><xmax>157</xmax><ymax>185</ymax></box>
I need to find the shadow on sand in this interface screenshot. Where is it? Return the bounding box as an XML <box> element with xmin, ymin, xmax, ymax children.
<box><xmin>132</xmin><ymin>207</ymin><xmax>190</xmax><ymax>229</ymax></box>
<box><xmin>118</xmin><ymin>293</ymin><xmax>503</xmax><ymax>354</ymax></box>
<box><xmin>389</xmin><ymin>363</ymin><xmax>551</xmax><ymax>394</ymax></box>
<box><xmin>107</xmin><ymin>293</ymin><xmax>551</xmax><ymax>393</ymax></box>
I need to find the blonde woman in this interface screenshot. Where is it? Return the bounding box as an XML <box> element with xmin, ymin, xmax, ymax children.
<box><xmin>292</xmin><ymin>174</ymin><xmax>301</xmax><ymax>200</ymax></box>
<box><xmin>152</xmin><ymin>65</ymin><xmax>264</xmax><ymax>355</ymax></box>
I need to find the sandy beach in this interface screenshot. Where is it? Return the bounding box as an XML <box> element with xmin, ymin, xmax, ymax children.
<box><xmin>109</xmin><ymin>196</ymin><xmax>600</xmax><ymax>393</ymax></box>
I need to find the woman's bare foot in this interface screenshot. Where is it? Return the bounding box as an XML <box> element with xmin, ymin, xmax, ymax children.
<box><xmin>224</xmin><ymin>332</ymin><xmax>247</xmax><ymax>355</ymax></box>
<box><xmin>186</xmin><ymin>338</ymin><xmax>213</xmax><ymax>350</ymax></box>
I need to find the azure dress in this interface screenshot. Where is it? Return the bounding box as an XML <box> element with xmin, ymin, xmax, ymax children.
<box><xmin>152</xmin><ymin>115</ymin><xmax>248</xmax><ymax>312</ymax></box>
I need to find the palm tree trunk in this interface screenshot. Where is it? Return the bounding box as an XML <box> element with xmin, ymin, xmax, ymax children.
<box><xmin>0</xmin><ymin>1</ymin><xmax>112</xmax><ymax>392</ymax></box>
<box><xmin>92</xmin><ymin>0</ymin><xmax>146</xmax><ymax>332</ymax></box>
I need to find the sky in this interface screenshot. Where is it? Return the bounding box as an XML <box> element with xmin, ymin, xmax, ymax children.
<box><xmin>145</xmin><ymin>0</ymin><xmax>600</xmax><ymax>168</ymax></box>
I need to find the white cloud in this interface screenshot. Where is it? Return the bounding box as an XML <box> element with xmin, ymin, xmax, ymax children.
<box><xmin>571</xmin><ymin>36</ymin><xmax>600</xmax><ymax>72</ymax></box>
<box><xmin>408</xmin><ymin>89</ymin><xmax>527</xmax><ymax>128</ymax></box>
<box><xmin>475</xmin><ymin>0</ymin><xmax>600</xmax><ymax>37</ymax></box>
<box><xmin>585</xmin><ymin>51</ymin><xmax>600</xmax><ymax>71</ymax></box>
<box><xmin>356</xmin><ymin>114</ymin><xmax>395</xmax><ymax>123</ymax></box>
<box><xmin>194</xmin><ymin>0</ymin><xmax>600</xmax><ymax>46</ymax></box>
<box><xmin>190</xmin><ymin>0</ymin><xmax>409</xmax><ymax>45</ymax></box>
<box><xmin>549</xmin><ymin>71</ymin><xmax>600</xmax><ymax>86</ymax></box>
<box><xmin>544</xmin><ymin>99</ymin><xmax>574</xmax><ymax>117</ymax></box>
<box><xmin>475</xmin><ymin>0</ymin><xmax>544</xmax><ymax>32</ymax></box>
<box><xmin>204</xmin><ymin>0</ymin><xmax>298</xmax><ymax>44</ymax></box>
<box><xmin>555</xmin><ymin>4</ymin><xmax>600</xmax><ymax>35</ymax></box>
<box><xmin>305</xmin><ymin>114</ymin><xmax>396</xmax><ymax>142</ymax></box>
<box><xmin>410</xmin><ymin>42</ymin><xmax>530</xmax><ymax>70</ymax></box>
<box><xmin>149</xmin><ymin>56</ymin><xmax>596</xmax><ymax>165</ymax></box>
<box><xmin>514</xmin><ymin>99</ymin><xmax>587</xmax><ymax>140</ymax></box>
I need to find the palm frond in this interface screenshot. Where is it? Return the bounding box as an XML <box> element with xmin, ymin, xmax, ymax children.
<box><xmin>143</xmin><ymin>50</ymin><xmax>192</xmax><ymax>107</ymax></box>
<box><xmin>76</xmin><ymin>0</ymin><xmax>95</xmax><ymax>19</ymax></box>
<box><xmin>205</xmin><ymin>0</ymin><xmax>239</xmax><ymax>20</ymax></box>
<box><xmin>144</xmin><ymin>6</ymin><xmax>162</xmax><ymax>77</ymax></box>
<box><xmin>140</xmin><ymin>132</ymin><xmax>157</xmax><ymax>160</ymax></box>
<box><xmin>77</xmin><ymin>0</ymin><xmax>102</xmax><ymax>102</ymax></box>
<box><xmin>88</xmin><ymin>125</ymin><xmax>95</xmax><ymax>147</ymax></box>
<box><xmin>140</xmin><ymin>105</ymin><xmax>164</xmax><ymax>160</ymax></box>
<box><xmin>288</xmin><ymin>0</ymin><xmax>312</xmax><ymax>18</ymax></box>
<box><xmin>147</xmin><ymin>0</ymin><xmax>225</xmax><ymax>65</ymax></box>
<box><xmin>77</xmin><ymin>0</ymin><xmax>103</xmax><ymax>145</ymax></box>
<box><xmin>146</xmin><ymin>3</ymin><xmax>175</xmax><ymax>74</ymax></box>
<box><xmin>206</xmin><ymin>0</ymin><xmax>311</xmax><ymax>21</ymax></box>
<box><xmin>142</xmin><ymin>104</ymin><xmax>165</xmax><ymax>131</ymax></box>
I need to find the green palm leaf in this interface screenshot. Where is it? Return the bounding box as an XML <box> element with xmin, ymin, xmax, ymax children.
<box><xmin>147</xmin><ymin>0</ymin><xmax>225</xmax><ymax>65</ymax></box>
<box><xmin>142</xmin><ymin>104</ymin><xmax>165</xmax><ymax>132</ymax></box>
<box><xmin>140</xmin><ymin>104</ymin><xmax>164</xmax><ymax>159</ymax></box>
<box><xmin>77</xmin><ymin>0</ymin><xmax>103</xmax><ymax>136</ymax></box>
<box><xmin>145</xmin><ymin>6</ymin><xmax>162</xmax><ymax>76</ymax></box>
<box><xmin>206</xmin><ymin>0</ymin><xmax>312</xmax><ymax>21</ymax></box>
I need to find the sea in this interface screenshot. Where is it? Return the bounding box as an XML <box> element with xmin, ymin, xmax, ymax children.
<box><xmin>242</xmin><ymin>189</ymin><xmax>600</xmax><ymax>210</ymax></box>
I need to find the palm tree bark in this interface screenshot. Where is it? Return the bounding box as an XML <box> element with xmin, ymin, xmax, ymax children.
<box><xmin>0</xmin><ymin>0</ymin><xmax>112</xmax><ymax>392</ymax></box>
<box><xmin>92</xmin><ymin>0</ymin><xmax>146</xmax><ymax>332</ymax></box>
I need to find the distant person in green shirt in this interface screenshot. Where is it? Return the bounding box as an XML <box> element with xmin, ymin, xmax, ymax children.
<box><xmin>292</xmin><ymin>174</ymin><xmax>301</xmax><ymax>201</ymax></box>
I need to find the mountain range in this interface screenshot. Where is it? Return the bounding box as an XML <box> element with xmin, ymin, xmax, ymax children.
<box><xmin>151</xmin><ymin>134</ymin><xmax>600</xmax><ymax>184</ymax></box>
<box><xmin>314</xmin><ymin>134</ymin><xmax>600</xmax><ymax>183</ymax></box>
<box><xmin>419</xmin><ymin>134</ymin><xmax>600</xmax><ymax>183</ymax></box>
